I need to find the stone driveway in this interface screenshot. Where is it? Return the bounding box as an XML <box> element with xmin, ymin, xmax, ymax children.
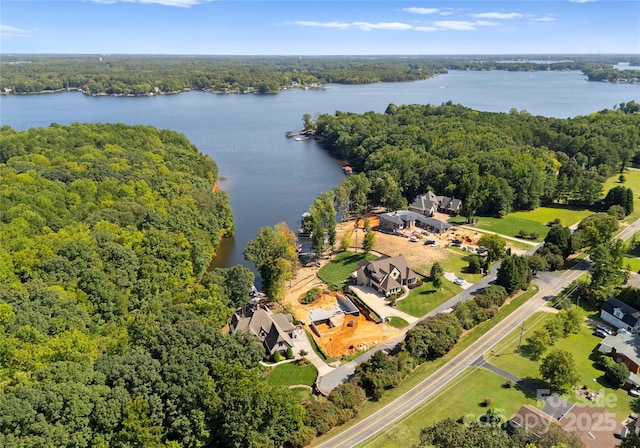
<box><xmin>349</xmin><ymin>285</ymin><xmax>419</xmax><ymax>324</ymax></box>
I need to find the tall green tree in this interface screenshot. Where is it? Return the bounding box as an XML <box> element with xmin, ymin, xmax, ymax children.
<box><xmin>539</xmin><ymin>349</ymin><xmax>579</xmax><ymax>392</ymax></box>
<box><xmin>244</xmin><ymin>223</ymin><xmax>298</xmax><ymax>302</ymax></box>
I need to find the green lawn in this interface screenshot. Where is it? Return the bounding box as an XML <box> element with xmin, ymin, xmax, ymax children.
<box><xmin>317</xmin><ymin>251</ymin><xmax>377</xmax><ymax>289</ymax></box>
<box><xmin>359</xmin><ymin>367</ymin><xmax>538</xmax><ymax>448</ymax></box>
<box><xmin>486</xmin><ymin>310</ymin><xmax>635</xmax><ymax>421</ymax></box>
<box><xmin>386</xmin><ymin>316</ymin><xmax>409</xmax><ymax>329</ymax></box>
<box><xmin>624</xmin><ymin>256</ymin><xmax>640</xmax><ymax>273</ymax></box>
<box><xmin>289</xmin><ymin>386</ymin><xmax>314</xmax><ymax>404</ymax></box>
<box><xmin>396</xmin><ymin>277</ymin><xmax>460</xmax><ymax>317</ymax></box>
<box><xmin>264</xmin><ymin>361</ymin><xmax>317</xmax><ymax>388</ymax></box>
<box><xmin>603</xmin><ymin>168</ymin><xmax>640</xmax><ymax>223</ymax></box>
<box><xmin>311</xmin><ymin>287</ymin><xmax>538</xmax><ymax>447</ymax></box>
<box><xmin>449</xmin><ymin>207</ymin><xmax>593</xmax><ymax>241</ymax></box>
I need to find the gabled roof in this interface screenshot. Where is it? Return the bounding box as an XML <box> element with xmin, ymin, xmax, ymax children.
<box><xmin>602</xmin><ymin>298</ymin><xmax>640</xmax><ymax>327</ymax></box>
<box><xmin>410</xmin><ymin>191</ymin><xmax>439</xmax><ymax>213</ymax></box>
<box><xmin>599</xmin><ymin>333</ymin><xmax>640</xmax><ymax>366</ymax></box>
<box><xmin>358</xmin><ymin>254</ymin><xmax>417</xmax><ymax>294</ymax></box>
<box><xmin>560</xmin><ymin>406</ymin><xmax>622</xmax><ymax>448</ymax></box>
<box><xmin>230</xmin><ymin>307</ymin><xmax>294</xmax><ymax>353</ymax></box>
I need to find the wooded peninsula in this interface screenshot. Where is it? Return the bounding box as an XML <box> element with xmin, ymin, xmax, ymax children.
<box><xmin>1</xmin><ymin>54</ymin><xmax>638</xmax><ymax>96</ymax></box>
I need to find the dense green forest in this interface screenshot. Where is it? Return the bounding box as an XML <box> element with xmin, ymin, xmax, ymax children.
<box><xmin>313</xmin><ymin>101</ymin><xmax>640</xmax><ymax>220</ymax></box>
<box><xmin>0</xmin><ymin>123</ymin><xmax>306</xmax><ymax>447</ymax></box>
<box><xmin>1</xmin><ymin>54</ymin><xmax>637</xmax><ymax>96</ymax></box>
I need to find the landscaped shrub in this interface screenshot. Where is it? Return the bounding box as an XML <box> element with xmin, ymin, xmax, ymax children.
<box><xmin>289</xmin><ymin>426</ymin><xmax>317</xmax><ymax>448</ymax></box>
<box><xmin>301</xmin><ymin>287</ymin><xmax>321</xmax><ymax>304</ymax></box>
<box><xmin>286</xmin><ymin>346</ymin><xmax>294</xmax><ymax>359</ymax></box>
<box><xmin>273</xmin><ymin>351</ymin><xmax>284</xmax><ymax>362</ymax></box>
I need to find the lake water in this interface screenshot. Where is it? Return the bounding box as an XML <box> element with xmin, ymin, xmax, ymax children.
<box><xmin>1</xmin><ymin>70</ymin><xmax>638</xmax><ymax>280</ymax></box>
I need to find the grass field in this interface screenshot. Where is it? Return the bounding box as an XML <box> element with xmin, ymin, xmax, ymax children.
<box><xmin>396</xmin><ymin>277</ymin><xmax>460</xmax><ymax>317</ymax></box>
<box><xmin>359</xmin><ymin>367</ymin><xmax>538</xmax><ymax>448</ymax></box>
<box><xmin>386</xmin><ymin>316</ymin><xmax>409</xmax><ymax>329</ymax></box>
<box><xmin>624</xmin><ymin>256</ymin><xmax>640</xmax><ymax>273</ymax></box>
<box><xmin>486</xmin><ymin>310</ymin><xmax>635</xmax><ymax>421</ymax></box>
<box><xmin>289</xmin><ymin>386</ymin><xmax>314</xmax><ymax>403</ymax></box>
<box><xmin>317</xmin><ymin>251</ymin><xmax>377</xmax><ymax>289</ymax></box>
<box><xmin>311</xmin><ymin>287</ymin><xmax>538</xmax><ymax>447</ymax></box>
<box><xmin>603</xmin><ymin>168</ymin><xmax>640</xmax><ymax>223</ymax></box>
<box><xmin>264</xmin><ymin>361</ymin><xmax>317</xmax><ymax>388</ymax></box>
<box><xmin>449</xmin><ymin>207</ymin><xmax>593</xmax><ymax>241</ymax></box>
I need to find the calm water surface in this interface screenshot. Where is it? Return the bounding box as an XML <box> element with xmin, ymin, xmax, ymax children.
<box><xmin>1</xmin><ymin>70</ymin><xmax>638</xmax><ymax>279</ymax></box>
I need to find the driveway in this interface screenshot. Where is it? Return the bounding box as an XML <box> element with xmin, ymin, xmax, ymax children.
<box><xmin>349</xmin><ymin>285</ymin><xmax>419</xmax><ymax>324</ymax></box>
<box><xmin>443</xmin><ymin>271</ymin><xmax>472</xmax><ymax>289</ymax></box>
<box><xmin>291</xmin><ymin>326</ymin><xmax>335</xmax><ymax>377</ymax></box>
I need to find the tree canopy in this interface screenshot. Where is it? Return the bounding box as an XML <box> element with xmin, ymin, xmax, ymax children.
<box><xmin>0</xmin><ymin>123</ymin><xmax>304</xmax><ymax>447</ymax></box>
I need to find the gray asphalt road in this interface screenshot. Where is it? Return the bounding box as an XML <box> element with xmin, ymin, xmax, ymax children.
<box><xmin>313</xmin><ymin>255</ymin><xmax>590</xmax><ymax>448</ymax></box>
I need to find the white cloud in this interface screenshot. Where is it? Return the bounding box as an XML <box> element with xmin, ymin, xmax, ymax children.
<box><xmin>353</xmin><ymin>22</ymin><xmax>413</xmax><ymax>31</ymax></box>
<box><xmin>414</xmin><ymin>26</ymin><xmax>439</xmax><ymax>32</ymax></box>
<box><xmin>532</xmin><ymin>15</ymin><xmax>557</xmax><ymax>22</ymax></box>
<box><xmin>402</xmin><ymin>7</ymin><xmax>439</xmax><ymax>15</ymax></box>
<box><xmin>475</xmin><ymin>21</ymin><xmax>500</xmax><ymax>27</ymax></box>
<box><xmin>471</xmin><ymin>12</ymin><xmax>524</xmax><ymax>19</ymax></box>
<box><xmin>291</xmin><ymin>21</ymin><xmax>413</xmax><ymax>31</ymax></box>
<box><xmin>91</xmin><ymin>0</ymin><xmax>207</xmax><ymax>7</ymax></box>
<box><xmin>292</xmin><ymin>21</ymin><xmax>351</xmax><ymax>29</ymax></box>
<box><xmin>433</xmin><ymin>20</ymin><xmax>476</xmax><ymax>31</ymax></box>
<box><xmin>0</xmin><ymin>25</ymin><xmax>35</xmax><ymax>37</ymax></box>
<box><xmin>569</xmin><ymin>0</ymin><xmax>596</xmax><ymax>3</ymax></box>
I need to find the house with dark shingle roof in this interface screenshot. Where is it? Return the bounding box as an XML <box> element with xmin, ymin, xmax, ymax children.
<box><xmin>409</xmin><ymin>191</ymin><xmax>463</xmax><ymax>216</ymax></box>
<box><xmin>355</xmin><ymin>254</ymin><xmax>418</xmax><ymax>297</ymax></box>
<box><xmin>600</xmin><ymin>298</ymin><xmax>640</xmax><ymax>333</ymax></box>
<box><xmin>229</xmin><ymin>306</ymin><xmax>295</xmax><ymax>357</ymax></box>
<box><xmin>378</xmin><ymin>210</ymin><xmax>452</xmax><ymax>234</ymax></box>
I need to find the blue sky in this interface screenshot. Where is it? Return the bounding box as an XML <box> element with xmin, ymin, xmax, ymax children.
<box><xmin>1</xmin><ymin>0</ymin><xmax>639</xmax><ymax>55</ymax></box>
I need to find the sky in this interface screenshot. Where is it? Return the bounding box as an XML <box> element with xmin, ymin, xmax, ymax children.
<box><xmin>1</xmin><ymin>0</ymin><xmax>639</xmax><ymax>55</ymax></box>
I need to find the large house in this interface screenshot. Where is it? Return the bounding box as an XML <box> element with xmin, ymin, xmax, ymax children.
<box><xmin>229</xmin><ymin>306</ymin><xmax>296</xmax><ymax>357</ymax></box>
<box><xmin>409</xmin><ymin>191</ymin><xmax>463</xmax><ymax>216</ymax></box>
<box><xmin>600</xmin><ymin>298</ymin><xmax>640</xmax><ymax>333</ymax></box>
<box><xmin>355</xmin><ymin>254</ymin><xmax>418</xmax><ymax>297</ymax></box>
<box><xmin>509</xmin><ymin>404</ymin><xmax>621</xmax><ymax>448</ymax></box>
<box><xmin>378</xmin><ymin>210</ymin><xmax>452</xmax><ymax>234</ymax></box>
<box><xmin>598</xmin><ymin>332</ymin><xmax>640</xmax><ymax>388</ymax></box>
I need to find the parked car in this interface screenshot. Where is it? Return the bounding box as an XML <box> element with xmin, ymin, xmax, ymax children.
<box><xmin>454</xmin><ymin>277</ymin><xmax>466</xmax><ymax>286</ymax></box>
<box><xmin>629</xmin><ymin>389</ymin><xmax>640</xmax><ymax>398</ymax></box>
<box><xmin>617</xmin><ymin>328</ymin><xmax>632</xmax><ymax>335</ymax></box>
<box><xmin>596</xmin><ymin>325</ymin><xmax>614</xmax><ymax>335</ymax></box>
<box><xmin>410</xmin><ymin>236</ymin><xmax>419</xmax><ymax>242</ymax></box>
<box><xmin>424</xmin><ymin>239</ymin><xmax>435</xmax><ymax>245</ymax></box>
<box><xmin>594</xmin><ymin>328</ymin><xmax>610</xmax><ymax>338</ymax></box>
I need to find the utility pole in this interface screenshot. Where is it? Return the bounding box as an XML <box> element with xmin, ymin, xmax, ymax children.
<box><xmin>517</xmin><ymin>321</ymin><xmax>526</xmax><ymax>352</ymax></box>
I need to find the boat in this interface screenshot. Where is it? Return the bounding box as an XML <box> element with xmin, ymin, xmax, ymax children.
<box><xmin>294</xmin><ymin>136</ymin><xmax>310</xmax><ymax>141</ymax></box>
<box><xmin>342</xmin><ymin>166</ymin><xmax>353</xmax><ymax>175</ymax></box>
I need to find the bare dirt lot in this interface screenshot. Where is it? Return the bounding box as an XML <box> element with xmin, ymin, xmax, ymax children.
<box><xmin>283</xmin><ymin>289</ymin><xmax>400</xmax><ymax>359</ymax></box>
<box><xmin>280</xmin><ymin>213</ymin><xmax>483</xmax><ymax>359</ymax></box>
<box><xmin>339</xmin><ymin>214</ymin><xmax>484</xmax><ymax>274</ymax></box>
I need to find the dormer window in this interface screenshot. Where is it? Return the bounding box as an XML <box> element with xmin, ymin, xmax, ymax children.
<box><xmin>390</xmin><ymin>268</ymin><xmax>400</xmax><ymax>279</ymax></box>
<box><xmin>614</xmin><ymin>308</ymin><xmax>625</xmax><ymax>319</ymax></box>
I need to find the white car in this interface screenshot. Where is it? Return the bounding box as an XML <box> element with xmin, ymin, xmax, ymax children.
<box><xmin>454</xmin><ymin>277</ymin><xmax>465</xmax><ymax>286</ymax></box>
<box><xmin>410</xmin><ymin>236</ymin><xmax>419</xmax><ymax>242</ymax></box>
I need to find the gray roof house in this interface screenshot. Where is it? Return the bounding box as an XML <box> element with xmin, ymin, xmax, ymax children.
<box><xmin>409</xmin><ymin>191</ymin><xmax>463</xmax><ymax>216</ymax></box>
<box><xmin>600</xmin><ymin>298</ymin><xmax>640</xmax><ymax>333</ymax></box>
<box><xmin>229</xmin><ymin>306</ymin><xmax>295</xmax><ymax>356</ymax></box>
<box><xmin>378</xmin><ymin>210</ymin><xmax>452</xmax><ymax>234</ymax></box>
<box><xmin>356</xmin><ymin>254</ymin><xmax>418</xmax><ymax>297</ymax></box>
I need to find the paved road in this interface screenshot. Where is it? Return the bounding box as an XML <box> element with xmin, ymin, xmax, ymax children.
<box><xmin>313</xmin><ymin>256</ymin><xmax>590</xmax><ymax>448</ymax></box>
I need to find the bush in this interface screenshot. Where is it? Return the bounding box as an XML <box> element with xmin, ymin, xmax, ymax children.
<box><xmin>289</xmin><ymin>426</ymin><xmax>317</xmax><ymax>448</ymax></box>
<box><xmin>481</xmin><ymin>397</ymin><xmax>491</xmax><ymax>407</ymax></box>
<box><xmin>285</xmin><ymin>346</ymin><xmax>294</xmax><ymax>359</ymax></box>
<box><xmin>273</xmin><ymin>351</ymin><xmax>284</xmax><ymax>362</ymax></box>
<box><xmin>301</xmin><ymin>287</ymin><xmax>321</xmax><ymax>305</ymax></box>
